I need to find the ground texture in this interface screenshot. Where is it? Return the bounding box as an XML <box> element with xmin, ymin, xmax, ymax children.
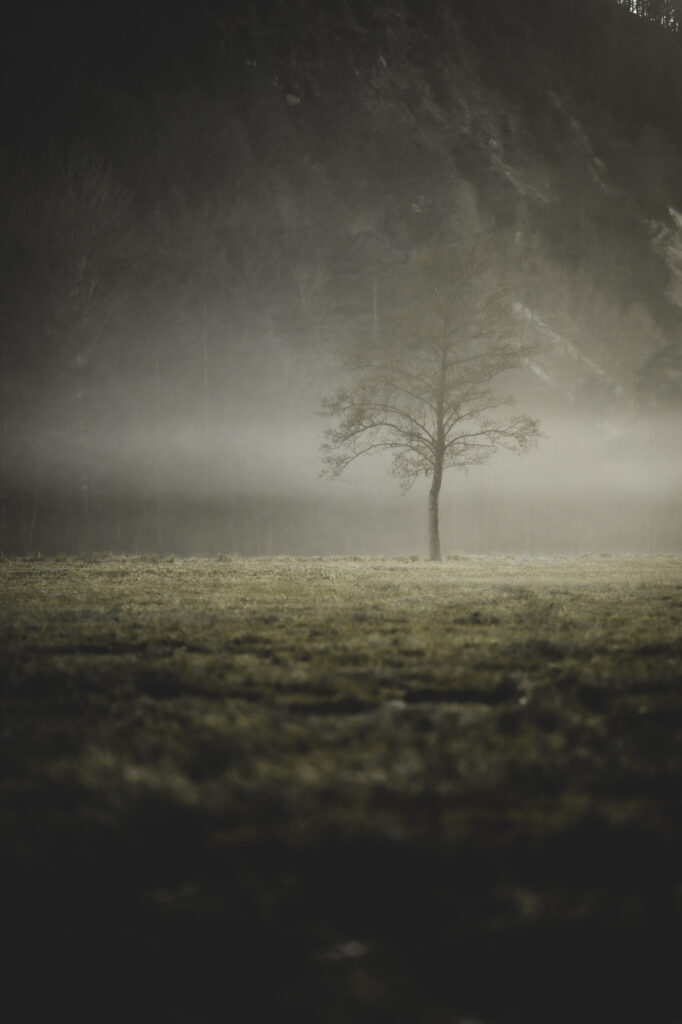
<box><xmin>2</xmin><ymin>554</ymin><xmax>681</xmax><ymax>1023</ymax></box>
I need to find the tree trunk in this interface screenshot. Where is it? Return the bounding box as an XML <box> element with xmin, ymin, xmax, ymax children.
<box><xmin>80</xmin><ymin>468</ymin><xmax>91</xmax><ymax>550</ymax></box>
<box><xmin>429</xmin><ymin>382</ymin><xmax>446</xmax><ymax>560</ymax></box>
<box><xmin>26</xmin><ymin>478</ymin><xmax>39</xmax><ymax>555</ymax></box>
<box><xmin>428</xmin><ymin>469</ymin><xmax>442</xmax><ymax>561</ymax></box>
<box><xmin>75</xmin><ymin>375</ymin><xmax>91</xmax><ymax>552</ymax></box>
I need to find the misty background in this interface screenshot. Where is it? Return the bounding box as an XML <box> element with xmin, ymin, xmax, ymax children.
<box><xmin>1</xmin><ymin>0</ymin><xmax>681</xmax><ymax>556</ymax></box>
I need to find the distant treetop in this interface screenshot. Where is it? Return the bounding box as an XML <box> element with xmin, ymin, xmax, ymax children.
<box><xmin>617</xmin><ymin>0</ymin><xmax>681</xmax><ymax>31</ymax></box>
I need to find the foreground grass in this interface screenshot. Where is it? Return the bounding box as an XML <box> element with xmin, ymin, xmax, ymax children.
<box><xmin>2</xmin><ymin>554</ymin><xmax>681</xmax><ymax>1023</ymax></box>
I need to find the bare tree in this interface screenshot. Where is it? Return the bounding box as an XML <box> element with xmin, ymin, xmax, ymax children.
<box><xmin>321</xmin><ymin>241</ymin><xmax>541</xmax><ymax>560</ymax></box>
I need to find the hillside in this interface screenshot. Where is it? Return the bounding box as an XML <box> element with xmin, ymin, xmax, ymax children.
<box><xmin>1</xmin><ymin>0</ymin><xmax>681</xmax><ymax>554</ymax></box>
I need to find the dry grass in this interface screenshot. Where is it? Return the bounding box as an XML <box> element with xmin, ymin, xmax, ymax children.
<box><xmin>2</xmin><ymin>554</ymin><xmax>681</xmax><ymax>1023</ymax></box>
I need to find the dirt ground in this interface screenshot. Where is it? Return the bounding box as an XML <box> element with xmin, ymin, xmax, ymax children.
<box><xmin>2</xmin><ymin>553</ymin><xmax>681</xmax><ymax>1022</ymax></box>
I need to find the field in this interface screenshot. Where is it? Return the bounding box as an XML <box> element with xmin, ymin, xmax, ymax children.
<box><xmin>2</xmin><ymin>553</ymin><xmax>682</xmax><ymax>1023</ymax></box>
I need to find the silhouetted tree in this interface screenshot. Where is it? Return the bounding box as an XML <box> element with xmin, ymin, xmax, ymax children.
<box><xmin>321</xmin><ymin>237</ymin><xmax>541</xmax><ymax>560</ymax></box>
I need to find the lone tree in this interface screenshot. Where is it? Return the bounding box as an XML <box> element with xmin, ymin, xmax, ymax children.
<box><xmin>321</xmin><ymin>243</ymin><xmax>541</xmax><ymax>560</ymax></box>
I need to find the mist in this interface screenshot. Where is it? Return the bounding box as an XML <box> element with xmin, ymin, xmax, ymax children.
<box><xmin>7</xmin><ymin>345</ymin><xmax>681</xmax><ymax>556</ymax></box>
<box><xmin>2</xmin><ymin>0</ymin><xmax>681</xmax><ymax>559</ymax></box>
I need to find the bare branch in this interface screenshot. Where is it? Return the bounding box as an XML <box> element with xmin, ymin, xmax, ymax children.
<box><xmin>319</xmin><ymin>230</ymin><xmax>542</xmax><ymax>557</ymax></box>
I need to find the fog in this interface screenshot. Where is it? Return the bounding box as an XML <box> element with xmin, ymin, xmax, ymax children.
<box><xmin>2</xmin><ymin>1</ymin><xmax>681</xmax><ymax>558</ymax></box>
<box><xmin>6</xmin><ymin>348</ymin><xmax>680</xmax><ymax>557</ymax></box>
<box><xmin>4</xmin><ymin>234</ymin><xmax>681</xmax><ymax>558</ymax></box>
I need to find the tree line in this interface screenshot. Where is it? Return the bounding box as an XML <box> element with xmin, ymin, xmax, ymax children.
<box><xmin>618</xmin><ymin>0</ymin><xmax>681</xmax><ymax>30</ymax></box>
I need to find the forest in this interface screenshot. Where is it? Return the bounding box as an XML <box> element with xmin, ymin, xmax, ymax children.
<box><xmin>1</xmin><ymin>0</ymin><xmax>681</xmax><ymax>556</ymax></box>
<box><xmin>618</xmin><ymin>0</ymin><xmax>681</xmax><ymax>30</ymax></box>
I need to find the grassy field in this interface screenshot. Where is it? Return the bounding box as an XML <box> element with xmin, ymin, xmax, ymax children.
<box><xmin>2</xmin><ymin>553</ymin><xmax>682</xmax><ymax>1023</ymax></box>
